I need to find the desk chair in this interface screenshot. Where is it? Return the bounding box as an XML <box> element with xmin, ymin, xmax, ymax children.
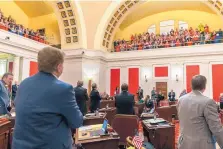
<box><xmin>135</xmin><ymin>103</ymin><xmax>145</xmax><ymax>116</ymax></box>
<box><xmin>112</xmin><ymin>114</ymin><xmax>139</xmax><ymax>146</ymax></box>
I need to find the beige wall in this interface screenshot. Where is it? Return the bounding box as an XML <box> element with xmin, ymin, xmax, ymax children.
<box><xmin>79</xmin><ymin>1</ymin><xmax>111</xmax><ymax>49</ymax></box>
<box><xmin>29</xmin><ymin>13</ymin><xmax>61</xmax><ymax>45</ymax></box>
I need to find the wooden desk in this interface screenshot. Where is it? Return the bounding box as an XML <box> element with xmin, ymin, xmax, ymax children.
<box><xmin>8</xmin><ymin>116</ymin><xmax>15</xmax><ymax>149</ymax></box>
<box><xmin>99</xmin><ymin>108</ymin><xmax>116</xmax><ymax>125</ymax></box>
<box><xmin>0</xmin><ymin>121</ymin><xmax>11</xmax><ymax>149</ymax></box>
<box><xmin>84</xmin><ymin>113</ymin><xmax>106</xmax><ymax>126</ymax></box>
<box><xmin>140</xmin><ymin>113</ymin><xmax>155</xmax><ymax>120</ymax></box>
<box><xmin>142</xmin><ymin>120</ymin><xmax>175</xmax><ymax>149</ymax></box>
<box><xmin>75</xmin><ymin>125</ymin><xmax>119</xmax><ymax>149</ymax></box>
<box><xmin>100</xmin><ymin>100</ymin><xmax>115</xmax><ymax>109</ymax></box>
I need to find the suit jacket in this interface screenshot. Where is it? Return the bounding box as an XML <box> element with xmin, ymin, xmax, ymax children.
<box><xmin>157</xmin><ymin>93</ymin><xmax>164</xmax><ymax>101</ymax></box>
<box><xmin>168</xmin><ymin>91</ymin><xmax>175</xmax><ymax>101</ymax></box>
<box><xmin>115</xmin><ymin>91</ymin><xmax>135</xmax><ymax>115</ymax></box>
<box><xmin>90</xmin><ymin>89</ymin><xmax>101</xmax><ymax>112</ymax></box>
<box><xmin>12</xmin><ymin>72</ymin><xmax>83</xmax><ymax>149</ymax></box>
<box><xmin>74</xmin><ymin>86</ymin><xmax>88</xmax><ymax>115</ymax></box>
<box><xmin>12</xmin><ymin>84</ymin><xmax>18</xmax><ymax>99</ymax></box>
<box><xmin>177</xmin><ymin>91</ymin><xmax>223</xmax><ymax>149</ymax></box>
<box><xmin>137</xmin><ymin>89</ymin><xmax>144</xmax><ymax>100</ymax></box>
<box><xmin>151</xmin><ymin>90</ymin><xmax>156</xmax><ymax>99</ymax></box>
<box><xmin>0</xmin><ymin>81</ymin><xmax>10</xmax><ymax>115</ymax></box>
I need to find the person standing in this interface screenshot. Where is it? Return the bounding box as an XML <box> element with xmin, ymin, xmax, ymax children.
<box><xmin>74</xmin><ymin>80</ymin><xmax>89</xmax><ymax>115</ymax></box>
<box><xmin>12</xmin><ymin>47</ymin><xmax>83</xmax><ymax>149</ymax></box>
<box><xmin>90</xmin><ymin>83</ymin><xmax>101</xmax><ymax>113</ymax></box>
<box><xmin>151</xmin><ymin>87</ymin><xmax>156</xmax><ymax>100</ymax></box>
<box><xmin>137</xmin><ymin>86</ymin><xmax>144</xmax><ymax>101</ymax></box>
<box><xmin>168</xmin><ymin>89</ymin><xmax>176</xmax><ymax>101</ymax></box>
<box><xmin>114</xmin><ymin>86</ymin><xmax>120</xmax><ymax>95</ymax></box>
<box><xmin>177</xmin><ymin>75</ymin><xmax>223</xmax><ymax>149</ymax></box>
<box><xmin>115</xmin><ymin>83</ymin><xmax>135</xmax><ymax>115</ymax></box>
<box><xmin>12</xmin><ymin>81</ymin><xmax>19</xmax><ymax>102</ymax></box>
<box><xmin>0</xmin><ymin>72</ymin><xmax>13</xmax><ymax>115</ymax></box>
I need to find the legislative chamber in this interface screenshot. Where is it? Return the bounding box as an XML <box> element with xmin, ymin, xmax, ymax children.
<box><xmin>0</xmin><ymin>0</ymin><xmax>223</xmax><ymax>149</ymax></box>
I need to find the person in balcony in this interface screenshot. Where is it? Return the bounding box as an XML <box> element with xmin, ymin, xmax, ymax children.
<box><xmin>204</xmin><ymin>24</ymin><xmax>209</xmax><ymax>33</ymax></box>
<box><xmin>216</xmin><ymin>29</ymin><xmax>223</xmax><ymax>43</ymax></box>
<box><xmin>205</xmin><ymin>32</ymin><xmax>211</xmax><ymax>44</ymax></box>
<box><xmin>198</xmin><ymin>23</ymin><xmax>204</xmax><ymax>33</ymax></box>
<box><xmin>193</xmin><ymin>31</ymin><xmax>200</xmax><ymax>45</ymax></box>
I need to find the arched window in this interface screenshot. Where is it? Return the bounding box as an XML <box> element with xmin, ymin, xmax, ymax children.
<box><xmin>179</xmin><ymin>21</ymin><xmax>188</xmax><ymax>30</ymax></box>
<box><xmin>160</xmin><ymin>20</ymin><xmax>174</xmax><ymax>35</ymax></box>
<box><xmin>148</xmin><ymin>24</ymin><xmax>156</xmax><ymax>34</ymax></box>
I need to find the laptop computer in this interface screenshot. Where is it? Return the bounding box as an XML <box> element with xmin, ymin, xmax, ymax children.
<box><xmin>90</xmin><ymin>119</ymin><xmax>108</xmax><ymax>137</ymax></box>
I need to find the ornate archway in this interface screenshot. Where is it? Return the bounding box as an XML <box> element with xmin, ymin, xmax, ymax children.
<box><xmin>94</xmin><ymin>0</ymin><xmax>223</xmax><ymax>51</ymax></box>
<box><xmin>50</xmin><ymin>1</ymin><xmax>87</xmax><ymax>49</ymax></box>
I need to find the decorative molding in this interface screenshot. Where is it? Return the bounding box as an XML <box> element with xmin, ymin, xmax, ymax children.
<box><xmin>56</xmin><ymin>1</ymin><xmax>79</xmax><ymax>44</ymax></box>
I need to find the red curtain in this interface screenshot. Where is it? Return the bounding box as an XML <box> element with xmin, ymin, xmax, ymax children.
<box><xmin>155</xmin><ymin>66</ymin><xmax>168</xmax><ymax>77</ymax></box>
<box><xmin>212</xmin><ymin>64</ymin><xmax>223</xmax><ymax>102</ymax></box>
<box><xmin>29</xmin><ymin>61</ymin><xmax>38</xmax><ymax>76</ymax></box>
<box><xmin>8</xmin><ymin>62</ymin><xmax>13</xmax><ymax>73</ymax></box>
<box><xmin>186</xmin><ymin>65</ymin><xmax>200</xmax><ymax>93</ymax></box>
<box><xmin>128</xmin><ymin>68</ymin><xmax>139</xmax><ymax>95</ymax></box>
<box><xmin>110</xmin><ymin>69</ymin><xmax>120</xmax><ymax>96</ymax></box>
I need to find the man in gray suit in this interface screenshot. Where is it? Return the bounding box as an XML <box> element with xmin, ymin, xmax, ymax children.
<box><xmin>0</xmin><ymin>72</ymin><xmax>13</xmax><ymax>115</ymax></box>
<box><xmin>177</xmin><ymin>75</ymin><xmax>223</xmax><ymax>149</ymax></box>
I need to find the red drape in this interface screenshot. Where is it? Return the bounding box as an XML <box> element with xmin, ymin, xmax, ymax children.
<box><xmin>128</xmin><ymin>68</ymin><xmax>139</xmax><ymax>95</ymax></box>
<box><xmin>8</xmin><ymin>62</ymin><xmax>13</xmax><ymax>73</ymax></box>
<box><xmin>212</xmin><ymin>64</ymin><xmax>223</xmax><ymax>102</ymax></box>
<box><xmin>155</xmin><ymin>66</ymin><xmax>168</xmax><ymax>77</ymax></box>
<box><xmin>186</xmin><ymin>65</ymin><xmax>200</xmax><ymax>93</ymax></box>
<box><xmin>110</xmin><ymin>69</ymin><xmax>120</xmax><ymax>96</ymax></box>
<box><xmin>29</xmin><ymin>61</ymin><xmax>38</xmax><ymax>76</ymax></box>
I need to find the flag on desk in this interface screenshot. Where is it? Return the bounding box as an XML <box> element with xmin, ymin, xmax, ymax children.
<box><xmin>132</xmin><ymin>135</ymin><xmax>143</xmax><ymax>149</ymax></box>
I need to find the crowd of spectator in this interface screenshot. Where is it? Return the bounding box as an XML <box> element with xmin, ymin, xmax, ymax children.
<box><xmin>113</xmin><ymin>24</ymin><xmax>223</xmax><ymax>52</ymax></box>
<box><xmin>0</xmin><ymin>9</ymin><xmax>48</xmax><ymax>44</ymax></box>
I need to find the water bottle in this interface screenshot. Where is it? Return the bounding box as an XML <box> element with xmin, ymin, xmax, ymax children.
<box><xmin>96</xmin><ymin>108</ymin><xmax>99</xmax><ymax>116</ymax></box>
<box><xmin>154</xmin><ymin>113</ymin><xmax>156</xmax><ymax>120</ymax></box>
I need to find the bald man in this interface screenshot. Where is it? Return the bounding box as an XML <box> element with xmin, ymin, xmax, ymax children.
<box><xmin>74</xmin><ymin>81</ymin><xmax>89</xmax><ymax>115</ymax></box>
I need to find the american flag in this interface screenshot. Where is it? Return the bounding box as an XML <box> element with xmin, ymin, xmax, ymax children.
<box><xmin>132</xmin><ymin>135</ymin><xmax>143</xmax><ymax>149</ymax></box>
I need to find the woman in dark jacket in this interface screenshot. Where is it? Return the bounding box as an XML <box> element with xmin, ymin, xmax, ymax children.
<box><xmin>90</xmin><ymin>83</ymin><xmax>101</xmax><ymax>113</ymax></box>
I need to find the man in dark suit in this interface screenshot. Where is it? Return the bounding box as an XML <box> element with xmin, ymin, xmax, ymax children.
<box><xmin>90</xmin><ymin>83</ymin><xmax>101</xmax><ymax>113</ymax></box>
<box><xmin>168</xmin><ymin>89</ymin><xmax>176</xmax><ymax>101</ymax></box>
<box><xmin>74</xmin><ymin>80</ymin><xmax>88</xmax><ymax>115</ymax></box>
<box><xmin>151</xmin><ymin>87</ymin><xmax>156</xmax><ymax>100</ymax></box>
<box><xmin>13</xmin><ymin>47</ymin><xmax>83</xmax><ymax>149</ymax></box>
<box><xmin>12</xmin><ymin>81</ymin><xmax>19</xmax><ymax>101</ymax></box>
<box><xmin>115</xmin><ymin>83</ymin><xmax>135</xmax><ymax>115</ymax></box>
<box><xmin>137</xmin><ymin>86</ymin><xmax>143</xmax><ymax>101</ymax></box>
